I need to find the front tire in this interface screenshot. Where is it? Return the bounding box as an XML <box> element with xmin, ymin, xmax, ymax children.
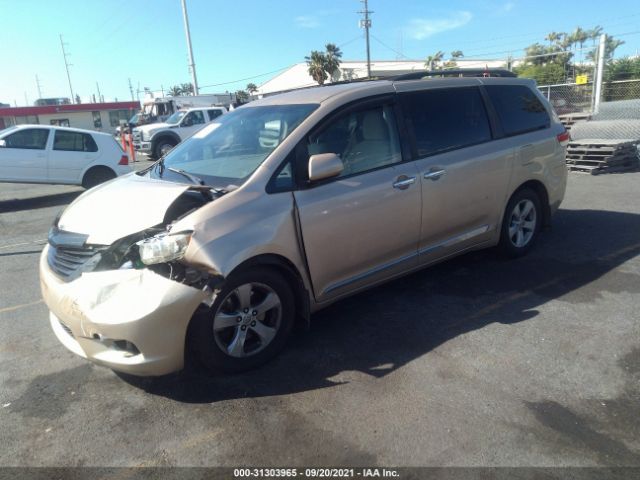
<box><xmin>498</xmin><ymin>188</ymin><xmax>541</xmax><ymax>258</ymax></box>
<box><xmin>153</xmin><ymin>138</ymin><xmax>177</xmax><ymax>159</ymax></box>
<box><xmin>190</xmin><ymin>268</ymin><xmax>295</xmax><ymax>374</ymax></box>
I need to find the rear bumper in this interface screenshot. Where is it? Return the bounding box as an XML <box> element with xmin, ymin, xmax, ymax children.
<box><xmin>40</xmin><ymin>246</ymin><xmax>207</xmax><ymax>376</ymax></box>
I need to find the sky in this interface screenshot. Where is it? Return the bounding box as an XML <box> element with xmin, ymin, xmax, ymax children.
<box><xmin>1</xmin><ymin>0</ymin><xmax>639</xmax><ymax>106</ymax></box>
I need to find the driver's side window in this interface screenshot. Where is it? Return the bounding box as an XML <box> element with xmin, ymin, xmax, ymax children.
<box><xmin>306</xmin><ymin>104</ymin><xmax>401</xmax><ymax>178</ymax></box>
<box><xmin>3</xmin><ymin>129</ymin><xmax>49</xmax><ymax>150</ymax></box>
<box><xmin>183</xmin><ymin>111</ymin><xmax>205</xmax><ymax>127</ymax></box>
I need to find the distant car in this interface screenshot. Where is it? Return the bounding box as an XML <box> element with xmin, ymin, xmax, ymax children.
<box><xmin>132</xmin><ymin>106</ymin><xmax>227</xmax><ymax>159</ymax></box>
<box><xmin>0</xmin><ymin>124</ymin><xmax>132</xmax><ymax>189</ymax></box>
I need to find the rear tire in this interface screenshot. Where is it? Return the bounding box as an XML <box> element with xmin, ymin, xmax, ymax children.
<box><xmin>498</xmin><ymin>188</ymin><xmax>542</xmax><ymax>258</ymax></box>
<box><xmin>82</xmin><ymin>167</ymin><xmax>116</xmax><ymax>189</ymax></box>
<box><xmin>190</xmin><ymin>268</ymin><xmax>295</xmax><ymax>374</ymax></box>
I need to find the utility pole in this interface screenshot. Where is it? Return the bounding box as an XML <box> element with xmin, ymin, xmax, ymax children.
<box><xmin>128</xmin><ymin>78</ymin><xmax>135</xmax><ymax>101</ymax></box>
<box><xmin>96</xmin><ymin>82</ymin><xmax>102</xmax><ymax>103</ymax></box>
<box><xmin>358</xmin><ymin>0</ymin><xmax>373</xmax><ymax>78</ymax></box>
<box><xmin>180</xmin><ymin>0</ymin><xmax>199</xmax><ymax>95</ymax></box>
<box><xmin>24</xmin><ymin>92</ymin><xmax>29</xmax><ymax>106</ymax></box>
<box><xmin>593</xmin><ymin>33</ymin><xmax>606</xmax><ymax>113</ymax></box>
<box><xmin>35</xmin><ymin>75</ymin><xmax>43</xmax><ymax>100</ymax></box>
<box><xmin>59</xmin><ymin>34</ymin><xmax>75</xmax><ymax>103</ymax></box>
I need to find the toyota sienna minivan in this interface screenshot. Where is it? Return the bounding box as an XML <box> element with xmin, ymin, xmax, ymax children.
<box><xmin>40</xmin><ymin>71</ymin><xmax>568</xmax><ymax>376</ymax></box>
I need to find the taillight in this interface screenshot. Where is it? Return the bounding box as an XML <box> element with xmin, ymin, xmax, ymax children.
<box><xmin>557</xmin><ymin>130</ymin><xmax>570</xmax><ymax>144</ymax></box>
<box><xmin>118</xmin><ymin>155</ymin><xmax>129</xmax><ymax>165</ymax></box>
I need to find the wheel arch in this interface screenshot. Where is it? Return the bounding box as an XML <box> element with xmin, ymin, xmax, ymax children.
<box><xmin>226</xmin><ymin>254</ymin><xmax>311</xmax><ymax>330</ymax></box>
<box><xmin>81</xmin><ymin>164</ymin><xmax>116</xmax><ymax>189</ymax></box>
<box><xmin>151</xmin><ymin>131</ymin><xmax>181</xmax><ymax>154</ymax></box>
<box><xmin>507</xmin><ymin>179</ymin><xmax>551</xmax><ymax>230</ymax></box>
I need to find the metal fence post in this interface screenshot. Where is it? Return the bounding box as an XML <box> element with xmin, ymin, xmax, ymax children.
<box><xmin>593</xmin><ymin>34</ymin><xmax>606</xmax><ymax>114</ymax></box>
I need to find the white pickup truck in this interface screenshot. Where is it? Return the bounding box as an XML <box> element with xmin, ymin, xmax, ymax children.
<box><xmin>132</xmin><ymin>106</ymin><xmax>226</xmax><ymax>159</ymax></box>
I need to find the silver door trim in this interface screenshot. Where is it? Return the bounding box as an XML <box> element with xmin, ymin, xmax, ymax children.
<box><xmin>324</xmin><ymin>251</ymin><xmax>417</xmax><ymax>295</ymax></box>
<box><xmin>418</xmin><ymin>224</ymin><xmax>490</xmax><ymax>256</ymax></box>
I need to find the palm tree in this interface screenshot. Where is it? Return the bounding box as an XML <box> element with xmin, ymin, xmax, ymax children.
<box><xmin>167</xmin><ymin>85</ymin><xmax>182</xmax><ymax>96</ymax></box>
<box><xmin>451</xmin><ymin>50</ymin><xmax>464</xmax><ymax>59</ymax></box>
<box><xmin>246</xmin><ymin>83</ymin><xmax>258</xmax><ymax>94</ymax></box>
<box><xmin>572</xmin><ymin>27</ymin><xmax>588</xmax><ymax>65</ymax></box>
<box><xmin>588</xmin><ymin>25</ymin><xmax>603</xmax><ymax>45</ymax></box>
<box><xmin>235</xmin><ymin>90</ymin><xmax>249</xmax><ymax>104</ymax></box>
<box><xmin>545</xmin><ymin>32</ymin><xmax>561</xmax><ymax>47</ymax></box>
<box><xmin>324</xmin><ymin>43</ymin><xmax>343</xmax><ymax>81</ymax></box>
<box><xmin>425</xmin><ymin>51</ymin><xmax>445</xmax><ymax>70</ymax></box>
<box><xmin>180</xmin><ymin>83</ymin><xmax>194</xmax><ymax>96</ymax></box>
<box><xmin>306</xmin><ymin>50</ymin><xmax>328</xmax><ymax>85</ymax></box>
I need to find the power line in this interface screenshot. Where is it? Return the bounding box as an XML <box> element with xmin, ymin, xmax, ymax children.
<box><xmin>198</xmin><ymin>65</ymin><xmax>293</xmax><ymax>90</ymax></box>
<box><xmin>370</xmin><ymin>34</ymin><xmax>409</xmax><ymax>60</ymax></box>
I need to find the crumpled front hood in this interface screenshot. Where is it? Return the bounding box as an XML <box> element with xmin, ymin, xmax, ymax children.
<box><xmin>58</xmin><ymin>173</ymin><xmax>190</xmax><ymax>245</ymax></box>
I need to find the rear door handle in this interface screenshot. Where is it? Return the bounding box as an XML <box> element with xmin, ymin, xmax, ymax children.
<box><xmin>424</xmin><ymin>169</ymin><xmax>446</xmax><ymax>181</ymax></box>
<box><xmin>393</xmin><ymin>175</ymin><xmax>416</xmax><ymax>190</ymax></box>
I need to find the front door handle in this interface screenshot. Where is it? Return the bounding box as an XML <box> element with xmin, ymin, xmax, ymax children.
<box><xmin>393</xmin><ymin>175</ymin><xmax>416</xmax><ymax>190</ymax></box>
<box><xmin>424</xmin><ymin>169</ymin><xmax>446</xmax><ymax>181</ymax></box>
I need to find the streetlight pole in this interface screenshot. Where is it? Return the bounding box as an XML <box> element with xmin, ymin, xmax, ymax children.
<box><xmin>180</xmin><ymin>0</ymin><xmax>199</xmax><ymax>95</ymax></box>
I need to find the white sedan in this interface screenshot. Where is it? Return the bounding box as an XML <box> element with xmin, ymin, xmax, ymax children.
<box><xmin>0</xmin><ymin>124</ymin><xmax>132</xmax><ymax>189</ymax></box>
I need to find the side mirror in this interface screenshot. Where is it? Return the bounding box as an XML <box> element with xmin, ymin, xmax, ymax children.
<box><xmin>308</xmin><ymin>153</ymin><xmax>344</xmax><ymax>182</ymax></box>
<box><xmin>0</xmin><ymin>139</ymin><xmax>6</xmax><ymax>148</ymax></box>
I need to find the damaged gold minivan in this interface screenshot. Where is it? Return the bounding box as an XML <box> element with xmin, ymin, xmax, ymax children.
<box><xmin>40</xmin><ymin>71</ymin><xmax>568</xmax><ymax>376</ymax></box>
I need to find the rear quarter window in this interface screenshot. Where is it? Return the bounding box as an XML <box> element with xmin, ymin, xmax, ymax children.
<box><xmin>485</xmin><ymin>85</ymin><xmax>550</xmax><ymax>137</ymax></box>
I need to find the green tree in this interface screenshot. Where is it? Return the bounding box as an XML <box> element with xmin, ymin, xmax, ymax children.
<box><xmin>324</xmin><ymin>43</ymin><xmax>343</xmax><ymax>80</ymax></box>
<box><xmin>246</xmin><ymin>83</ymin><xmax>258</xmax><ymax>95</ymax></box>
<box><xmin>425</xmin><ymin>51</ymin><xmax>445</xmax><ymax>70</ymax></box>
<box><xmin>235</xmin><ymin>90</ymin><xmax>249</xmax><ymax>103</ymax></box>
<box><xmin>306</xmin><ymin>50</ymin><xmax>328</xmax><ymax>85</ymax></box>
<box><xmin>586</xmin><ymin>35</ymin><xmax>625</xmax><ymax>63</ymax></box>
<box><xmin>451</xmin><ymin>50</ymin><xmax>464</xmax><ymax>59</ymax></box>
<box><xmin>180</xmin><ymin>83</ymin><xmax>194</xmax><ymax>96</ymax></box>
<box><xmin>168</xmin><ymin>85</ymin><xmax>183</xmax><ymax>96</ymax></box>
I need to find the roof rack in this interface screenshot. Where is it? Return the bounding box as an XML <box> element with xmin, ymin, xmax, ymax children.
<box><xmin>392</xmin><ymin>69</ymin><xmax>517</xmax><ymax>81</ymax></box>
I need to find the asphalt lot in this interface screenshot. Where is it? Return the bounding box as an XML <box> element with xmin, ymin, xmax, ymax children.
<box><xmin>0</xmin><ymin>169</ymin><xmax>638</xmax><ymax>468</ymax></box>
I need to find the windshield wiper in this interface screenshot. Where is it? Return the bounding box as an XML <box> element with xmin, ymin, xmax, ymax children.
<box><xmin>167</xmin><ymin>167</ymin><xmax>205</xmax><ymax>186</ymax></box>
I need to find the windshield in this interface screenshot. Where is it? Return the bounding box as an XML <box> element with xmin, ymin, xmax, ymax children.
<box><xmin>165</xmin><ymin>110</ymin><xmax>187</xmax><ymax>125</ymax></box>
<box><xmin>129</xmin><ymin>114</ymin><xmax>139</xmax><ymax>124</ymax></box>
<box><xmin>149</xmin><ymin>104</ymin><xmax>318</xmax><ymax>189</ymax></box>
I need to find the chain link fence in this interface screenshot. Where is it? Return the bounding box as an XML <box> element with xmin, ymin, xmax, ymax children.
<box><xmin>536</xmin><ymin>78</ymin><xmax>640</xmax><ymax>116</ymax></box>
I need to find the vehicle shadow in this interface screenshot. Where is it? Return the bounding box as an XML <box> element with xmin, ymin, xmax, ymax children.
<box><xmin>0</xmin><ymin>191</ymin><xmax>82</xmax><ymax>214</ymax></box>
<box><xmin>118</xmin><ymin>208</ymin><xmax>640</xmax><ymax>402</ymax></box>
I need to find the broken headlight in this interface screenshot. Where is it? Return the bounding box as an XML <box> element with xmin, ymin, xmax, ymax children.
<box><xmin>136</xmin><ymin>231</ymin><xmax>191</xmax><ymax>266</ymax></box>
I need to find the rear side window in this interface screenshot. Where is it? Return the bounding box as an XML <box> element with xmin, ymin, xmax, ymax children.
<box><xmin>485</xmin><ymin>85</ymin><xmax>550</xmax><ymax>137</ymax></box>
<box><xmin>400</xmin><ymin>87</ymin><xmax>492</xmax><ymax>158</ymax></box>
<box><xmin>207</xmin><ymin>109</ymin><xmax>223</xmax><ymax>120</ymax></box>
<box><xmin>53</xmin><ymin>131</ymin><xmax>98</xmax><ymax>152</ymax></box>
<box><xmin>3</xmin><ymin>129</ymin><xmax>49</xmax><ymax>149</ymax></box>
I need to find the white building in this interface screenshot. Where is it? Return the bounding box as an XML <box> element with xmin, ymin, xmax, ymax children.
<box><xmin>257</xmin><ymin>59</ymin><xmax>510</xmax><ymax>97</ymax></box>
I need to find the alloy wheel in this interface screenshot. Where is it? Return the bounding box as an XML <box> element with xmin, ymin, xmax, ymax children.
<box><xmin>212</xmin><ymin>282</ymin><xmax>282</xmax><ymax>358</ymax></box>
<box><xmin>508</xmin><ymin>199</ymin><xmax>537</xmax><ymax>248</ymax></box>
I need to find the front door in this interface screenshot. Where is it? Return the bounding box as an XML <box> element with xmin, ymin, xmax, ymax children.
<box><xmin>0</xmin><ymin>127</ymin><xmax>50</xmax><ymax>182</ymax></box>
<box><xmin>179</xmin><ymin>110</ymin><xmax>207</xmax><ymax>139</ymax></box>
<box><xmin>293</xmin><ymin>101</ymin><xmax>422</xmax><ymax>302</ymax></box>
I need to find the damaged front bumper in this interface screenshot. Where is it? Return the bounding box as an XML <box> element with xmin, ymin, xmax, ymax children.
<box><xmin>39</xmin><ymin>245</ymin><xmax>208</xmax><ymax>376</ymax></box>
